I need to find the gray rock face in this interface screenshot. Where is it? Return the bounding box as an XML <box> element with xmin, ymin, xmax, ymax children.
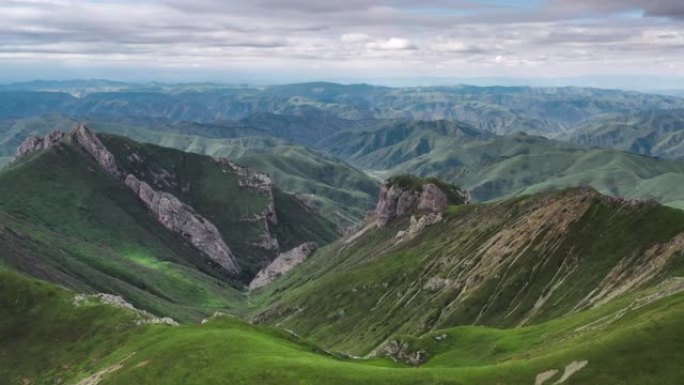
<box><xmin>249</xmin><ymin>242</ymin><xmax>318</xmax><ymax>290</ymax></box>
<box><xmin>13</xmin><ymin>130</ymin><xmax>67</xmax><ymax>161</ymax></box>
<box><xmin>14</xmin><ymin>124</ymin><xmax>241</xmax><ymax>275</ymax></box>
<box><xmin>375</xmin><ymin>182</ymin><xmax>451</xmax><ymax>228</ymax></box>
<box><xmin>417</xmin><ymin>184</ymin><xmax>448</xmax><ymax>212</ymax></box>
<box><xmin>125</xmin><ymin>174</ymin><xmax>239</xmax><ymax>274</ymax></box>
<box><xmin>219</xmin><ymin>157</ymin><xmax>281</xmax><ymax>250</ymax></box>
<box><xmin>395</xmin><ymin>212</ymin><xmax>443</xmax><ymax>242</ymax></box>
<box><xmin>72</xmin><ymin>123</ymin><xmax>120</xmax><ymax>177</ymax></box>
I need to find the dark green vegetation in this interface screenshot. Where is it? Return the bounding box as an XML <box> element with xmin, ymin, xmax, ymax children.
<box><xmin>319</xmin><ymin>122</ymin><xmax>684</xmax><ymax>209</ymax></box>
<box><xmin>253</xmin><ymin>187</ymin><xmax>684</xmax><ymax>355</ymax></box>
<box><xmin>5</xmin><ymin>82</ymin><xmax>684</xmax><ymax>215</ymax></box>
<box><xmin>3</xmin><ymin>81</ymin><xmax>684</xmax><ymax>384</ymax></box>
<box><xmin>0</xmin><ymin>116</ymin><xmax>380</xmax><ymax>227</ymax></box>
<box><xmin>3</xmin><ymin>186</ymin><xmax>684</xmax><ymax>385</ymax></box>
<box><xmin>0</xmin><ymin>129</ymin><xmax>337</xmax><ymax>321</ymax></box>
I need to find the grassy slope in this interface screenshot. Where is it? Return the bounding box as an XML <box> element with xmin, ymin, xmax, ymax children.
<box><xmin>322</xmin><ymin>124</ymin><xmax>684</xmax><ymax>207</ymax></box>
<box><xmin>0</xmin><ymin>131</ymin><xmax>339</xmax><ymax>317</ymax></box>
<box><xmin>100</xmin><ymin>134</ymin><xmax>340</xmax><ymax>262</ymax></box>
<box><xmin>0</xmin><ymin>116</ymin><xmax>379</xmax><ymax>227</ymax></box>
<box><xmin>3</xmin><ymin>264</ymin><xmax>684</xmax><ymax>385</ymax></box>
<box><xmin>93</xmin><ymin>123</ymin><xmax>379</xmax><ymax>228</ymax></box>
<box><xmin>253</xmin><ymin>188</ymin><xmax>684</xmax><ymax>355</ymax></box>
<box><xmin>0</xmin><ymin>140</ymin><xmax>247</xmax><ymax>321</ymax></box>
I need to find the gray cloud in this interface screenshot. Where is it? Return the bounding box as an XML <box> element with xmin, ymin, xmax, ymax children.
<box><xmin>2</xmin><ymin>0</ymin><xmax>684</xmax><ymax>79</ymax></box>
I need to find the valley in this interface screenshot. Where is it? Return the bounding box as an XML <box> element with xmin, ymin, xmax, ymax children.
<box><xmin>2</xmin><ymin>81</ymin><xmax>684</xmax><ymax>385</ymax></box>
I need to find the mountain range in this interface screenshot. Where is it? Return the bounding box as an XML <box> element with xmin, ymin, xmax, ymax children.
<box><xmin>3</xmin><ymin>81</ymin><xmax>684</xmax><ymax>384</ymax></box>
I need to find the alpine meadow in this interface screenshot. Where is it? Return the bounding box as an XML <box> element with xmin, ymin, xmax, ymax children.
<box><xmin>3</xmin><ymin>1</ymin><xmax>684</xmax><ymax>385</ymax></box>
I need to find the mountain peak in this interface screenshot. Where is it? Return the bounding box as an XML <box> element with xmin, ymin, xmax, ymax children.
<box><xmin>13</xmin><ymin>123</ymin><xmax>92</xmax><ymax>159</ymax></box>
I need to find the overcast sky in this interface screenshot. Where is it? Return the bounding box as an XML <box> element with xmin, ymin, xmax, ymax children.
<box><xmin>3</xmin><ymin>0</ymin><xmax>684</xmax><ymax>85</ymax></box>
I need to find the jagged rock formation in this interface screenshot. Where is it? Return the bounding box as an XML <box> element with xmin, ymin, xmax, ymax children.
<box><xmin>219</xmin><ymin>158</ymin><xmax>281</xmax><ymax>252</ymax></box>
<box><xmin>124</xmin><ymin>175</ymin><xmax>239</xmax><ymax>273</ymax></box>
<box><xmin>13</xmin><ymin>130</ymin><xmax>67</xmax><ymax>161</ymax></box>
<box><xmin>249</xmin><ymin>242</ymin><xmax>318</xmax><ymax>290</ymax></box>
<box><xmin>375</xmin><ymin>176</ymin><xmax>468</xmax><ymax>227</ymax></box>
<box><xmin>13</xmin><ymin>124</ymin><xmax>240</xmax><ymax>274</ymax></box>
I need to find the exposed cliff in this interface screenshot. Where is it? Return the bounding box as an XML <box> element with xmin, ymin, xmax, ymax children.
<box><xmin>375</xmin><ymin>175</ymin><xmax>469</xmax><ymax>227</ymax></box>
<box><xmin>249</xmin><ymin>242</ymin><xmax>318</xmax><ymax>291</ymax></box>
<box><xmin>12</xmin><ymin>125</ymin><xmax>241</xmax><ymax>274</ymax></box>
<box><xmin>10</xmin><ymin>124</ymin><xmax>339</xmax><ymax>281</ymax></box>
<box><xmin>124</xmin><ymin>174</ymin><xmax>239</xmax><ymax>273</ymax></box>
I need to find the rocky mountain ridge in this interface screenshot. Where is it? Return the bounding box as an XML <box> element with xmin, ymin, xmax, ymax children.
<box><xmin>249</xmin><ymin>242</ymin><xmax>318</xmax><ymax>290</ymax></box>
<box><xmin>11</xmin><ymin>124</ymin><xmax>338</xmax><ymax>280</ymax></box>
<box><xmin>13</xmin><ymin>124</ymin><xmax>242</xmax><ymax>274</ymax></box>
<box><xmin>253</xmin><ymin>185</ymin><xmax>684</xmax><ymax>356</ymax></box>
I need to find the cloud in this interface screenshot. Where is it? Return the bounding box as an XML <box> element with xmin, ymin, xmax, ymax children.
<box><xmin>340</xmin><ymin>33</ymin><xmax>372</xmax><ymax>43</ymax></box>
<box><xmin>549</xmin><ymin>0</ymin><xmax>684</xmax><ymax>19</ymax></box>
<box><xmin>365</xmin><ymin>38</ymin><xmax>416</xmax><ymax>50</ymax></box>
<box><xmin>2</xmin><ymin>0</ymin><xmax>684</xmax><ymax>80</ymax></box>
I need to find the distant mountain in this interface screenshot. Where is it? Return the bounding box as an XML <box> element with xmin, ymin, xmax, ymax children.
<box><xmin>316</xmin><ymin>120</ymin><xmax>684</xmax><ymax>209</ymax></box>
<box><xmin>567</xmin><ymin>108</ymin><xmax>684</xmax><ymax>159</ymax></box>
<box><xmin>2</xmin><ymin>82</ymin><xmax>684</xmax><ymax>135</ymax></box>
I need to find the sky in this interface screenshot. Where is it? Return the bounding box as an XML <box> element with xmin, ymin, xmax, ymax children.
<box><xmin>3</xmin><ymin>0</ymin><xmax>684</xmax><ymax>87</ymax></box>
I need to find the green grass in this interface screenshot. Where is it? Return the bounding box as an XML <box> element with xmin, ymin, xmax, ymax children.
<box><xmin>0</xmin><ymin>139</ymin><xmax>249</xmax><ymax>320</ymax></box>
<box><xmin>253</xmin><ymin>188</ymin><xmax>684</xmax><ymax>355</ymax></box>
<box><xmin>4</xmin><ymin>265</ymin><xmax>684</xmax><ymax>385</ymax></box>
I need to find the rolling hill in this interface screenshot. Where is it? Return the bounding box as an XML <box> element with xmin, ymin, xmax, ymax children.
<box><xmin>2</xmin><ymin>82</ymin><xmax>684</xmax><ymax>135</ymax></box>
<box><xmin>567</xmin><ymin>108</ymin><xmax>684</xmax><ymax>159</ymax></box>
<box><xmin>3</xmin><ymin>178</ymin><xmax>684</xmax><ymax>385</ymax></box>
<box><xmin>318</xmin><ymin>121</ymin><xmax>684</xmax><ymax>209</ymax></box>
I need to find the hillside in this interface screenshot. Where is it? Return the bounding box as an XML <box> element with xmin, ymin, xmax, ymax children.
<box><xmin>0</xmin><ymin>116</ymin><xmax>380</xmax><ymax>227</ymax></box>
<box><xmin>0</xmin><ymin>125</ymin><xmax>338</xmax><ymax>320</ymax></box>
<box><xmin>253</xmin><ymin>183</ymin><xmax>684</xmax><ymax>355</ymax></box>
<box><xmin>2</xmin><ymin>83</ymin><xmax>684</xmax><ymax>135</ymax></box>
<box><xmin>567</xmin><ymin>108</ymin><xmax>684</xmax><ymax>159</ymax></box>
<box><xmin>319</xmin><ymin>123</ymin><xmax>684</xmax><ymax>209</ymax></box>
<box><xmin>3</xmin><ymin>182</ymin><xmax>684</xmax><ymax>385</ymax></box>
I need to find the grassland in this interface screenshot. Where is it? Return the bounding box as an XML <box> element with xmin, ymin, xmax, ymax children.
<box><xmin>3</xmin><ymin>263</ymin><xmax>684</xmax><ymax>385</ymax></box>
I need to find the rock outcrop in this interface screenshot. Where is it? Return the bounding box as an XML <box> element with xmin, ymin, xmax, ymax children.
<box><xmin>14</xmin><ymin>124</ymin><xmax>241</xmax><ymax>275</ymax></box>
<box><xmin>125</xmin><ymin>174</ymin><xmax>239</xmax><ymax>274</ymax></box>
<box><xmin>71</xmin><ymin>124</ymin><xmax>120</xmax><ymax>177</ymax></box>
<box><xmin>13</xmin><ymin>130</ymin><xmax>67</xmax><ymax>161</ymax></box>
<box><xmin>219</xmin><ymin>158</ymin><xmax>281</xmax><ymax>251</ymax></box>
<box><xmin>375</xmin><ymin>177</ymin><xmax>468</xmax><ymax>228</ymax></box>
<box><xmin>249</xmin><ymin>242</ymin><xmax>318</xmax><ymax>290</ymax></box>
<box><xmin>395</xmin><ymin>213</ymin><xmax>443</xmax><ymax>242</ymax></box>
<box><xmin>383</xmin><ymin>339</ymin><xmax>426</xmax><ymax>366</ymax></box>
